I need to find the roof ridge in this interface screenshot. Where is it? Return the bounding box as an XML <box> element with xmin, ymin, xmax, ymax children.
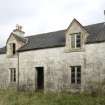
<box><xmin>24</xmin><ymin>29</ymin><xmax>66</xmax><ymax>38</ymax></box>
<box><xmin>1</xmin><ymin>21</ymin><xmax>105</xmax><ymax>53</ymax></box>
<box><xmin>24</xmin><ymin>22</ymin><xmax>104</xmax><ymax>38</ymax></box>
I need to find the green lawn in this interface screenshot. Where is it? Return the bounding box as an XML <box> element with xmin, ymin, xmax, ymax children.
<box><xmin>0</xmin><ymin>89</ymin><xmax>105</xmax><ymax>105</ymax></box>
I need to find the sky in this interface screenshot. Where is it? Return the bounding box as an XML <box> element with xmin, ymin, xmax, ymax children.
<box><xmin>0</xmin><ymin>0</ymin><xmax>105</xmax><ymax>47</ymax></box>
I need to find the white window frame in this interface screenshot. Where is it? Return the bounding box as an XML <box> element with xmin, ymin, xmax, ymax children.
<box><xmin>70</xmin><ymin>33</ymin><xmax>81</xmax><ymax>49</ymax></box>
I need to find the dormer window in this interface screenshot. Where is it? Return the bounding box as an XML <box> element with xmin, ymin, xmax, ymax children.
<box><xmin>70</xmin><ymin>32</ymin><xmax>81</xmax><ymax>49</ymax></box>
<box><xmin>10</xmin><ymin>43</ymin><xmax>16</xmax><ymax>55</ymax></box>
<box><xmin>13</xmin><ymin>43</ymin><xmax>16</xmax><ymax>54</ymax></box>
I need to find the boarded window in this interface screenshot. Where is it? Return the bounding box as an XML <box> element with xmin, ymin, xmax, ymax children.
<box><xmin>71</xmin><ymin>66</ymin><xmax>81</xmax><ymax>84</ymax></box>
<box><xmin>10</xmin><ymin>68</ymin><xmax>16</xmax><ymax>82</ymax></box>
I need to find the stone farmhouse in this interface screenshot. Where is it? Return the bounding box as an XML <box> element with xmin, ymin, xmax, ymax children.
<box><xmin>0</xmin><ymin>18</ymin><xmax>105</xmax><ymax>92</ymax></box>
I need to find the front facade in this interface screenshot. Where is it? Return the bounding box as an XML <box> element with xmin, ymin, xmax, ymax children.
<box><xmin>0</xmin><ymin>19</ymin><xmax>105</xmax><ymax>92</ymax></box>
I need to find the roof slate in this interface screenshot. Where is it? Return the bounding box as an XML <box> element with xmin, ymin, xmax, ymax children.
<box><xmin>19</xmin><ymin>30</ymin><xmax>65</xmax><ymax>52</ymax></box>
<box><xmin>0</xmin><ymin>47</ymin><xmax>6</xmax><ymax>54</ymax></box>
<box><xmin>0</xmin><ymin>22</ymin><xmax>105</xmax><ymax>54</ymax></box>
<box><xmin>85</xmin><ymin>22</ymin><xmax>105</xmax><ymax>43</ymax></box>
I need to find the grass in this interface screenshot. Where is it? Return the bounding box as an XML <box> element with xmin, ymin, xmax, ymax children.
<box><xmin>0</xmin><ymin>89</ymin><xmax>105</xmax><ymax>105</ymax></box>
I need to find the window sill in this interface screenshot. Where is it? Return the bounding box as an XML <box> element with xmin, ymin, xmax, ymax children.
<box><xmin>7</xmin><ymin>54</ymin><xmax>17</xmax><ymax>58</ymax></box>
<box><xmin>64</xmin><ymin>47</ymin><xmax>85</xmax><ymax>53</ymax></box>
<box><xmin>9</xmin><ymin>82</ymin><xmax>17</xmax><ymax>87</ymax></box>
<box><xmin>70</xmin><ymin>84</ymin><xmax>81</xmax><ymax>89</ymax></box>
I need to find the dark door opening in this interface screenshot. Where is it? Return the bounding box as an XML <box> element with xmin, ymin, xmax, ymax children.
<box><xmin>36</xmin><ymin>67</ymin><xmax>44</xmax><ymax>90</ymax></box>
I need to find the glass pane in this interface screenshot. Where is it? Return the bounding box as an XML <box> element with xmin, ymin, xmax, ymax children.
<box><xmin>77</xmin><ymin>66</ymin><xmax>81</xmax><ymax>84</ymax></box>
<box><xmin>71</xmin><ymin>66</ymin><xmax>75</xmax><ymax>72</ymax></box>
<box><xmin>71</xmin><ymin>35</ymin><xmax>75</xmax><ymax>48</ymax></box>
<box><xmin>76</xmin><ymin>33</ymin><xmax>81</xmax><ymax>48</ymax></box>
<box><xmin>71</xmin><ymin>66</ymin><xmax>75</xmax><ymax>84</ymax></box>
<box><xmin>11</xmin><ymin>69</ymin><xmax>12</xmax><ymax>82</ymax></box>
<box><xmin>10</xmin><ymin>68</ymin><xmax>16</xmax><ymax>82</ymax></box>
<box><xmin>13</xmin><ymin>43</ymin><xmax>16</xmax><ymax>54</ymax></box>
<box><xmin>77</xmin><ymin>73</ymin><xmax>81</xmax><ymax>77</ymax></box>
<box><xmin>71</xmin><ymin>78</ymin><xmax>75</xmax><ymax>83</ymax></box>
<box><xmin>77</xmin><ymin>33</ymin><xmax>80</xmax><ymax>39</ymax></box>
<box><xmin>14</xmin><ymin>69</ymin><xmax>16</xmax><ymax>82</ymax></box>
<box><xmin>77</xmin><ymin>66</ymin><xmax>81</xmax><ymax>72</ymax></box>
<box><xmin>77</xmin><ymin>79</ymin><xmax>81</xmax><ymax>84</ymax></box>
<box><xmin>71</xmin><ymin>73</ymin><xmax>75</xmax><ymax>77</ymax></box>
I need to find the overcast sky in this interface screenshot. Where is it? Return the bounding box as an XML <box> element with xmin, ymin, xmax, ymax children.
<box><xmin>0</xmin><ymin>0</ymin><xmax>105</xmax><ymax>47</ymax></box>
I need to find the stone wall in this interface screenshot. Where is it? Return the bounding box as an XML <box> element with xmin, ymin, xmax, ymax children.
<box><xmin>0</xmin><ymin>19</ymin><xmax>105</xmax><ymax>91</ymax></box>
<box><xmin>0</xmin><ymin>42</ymin><xmax>105</xmax><ymax>91</ymax></box>
<box><xmin>18</xmin><ymin>42</ymin><xmax>105</xmax><ymax>91</ymax></box>
<box><xmin>85</xmin><ymin>43</ymin><xmax>105</xmax><ymax>90</ymax></box>
<box><xmin>18</xmin><ymin>46</ymin><xmax>84</xmax><ymax>91</ymax></box>
<box><xmin>0</xmin><ymin>54</ymin><xmax>18</xmax><ymax>88</ymax></box>
<box><xmin>6</xmin><ymin>34</ymin><xmax>25</xmax><ymax>57</ymax></box>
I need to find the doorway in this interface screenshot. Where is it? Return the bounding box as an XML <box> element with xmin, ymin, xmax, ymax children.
<box><xmin>36</xmin><ymin>67</ymin><xmax>44</xmax><ymax>90</ymax></box>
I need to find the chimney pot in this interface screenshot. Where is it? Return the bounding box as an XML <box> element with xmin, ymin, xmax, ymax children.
<box><xmin>12</xmin><ymin>24</ymin><xmax>25</xmax><ymax>37</ymax></box>
<box><xmin>16</xmin><ymin>24</ymin><xmax>22</xmax><ymax>31</ymax></box>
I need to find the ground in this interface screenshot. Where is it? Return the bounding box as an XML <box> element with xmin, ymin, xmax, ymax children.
<box><xmin>0</xmin><ymin>89</ymin><xmax>105</xmax><ymax>105</ymax></box>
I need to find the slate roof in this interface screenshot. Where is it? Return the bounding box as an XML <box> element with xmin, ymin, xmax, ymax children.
<box><xmin>0</xmin><ymin>22</ymin><xmax>105</xmax><ymax>54</ymax></box>
<box><xmin>0</xmin><ymin>47</ymin><xmax>6</xmax><ymax>54</ymax></box>
<box><xmin>85</xmin><ymin>22</ymin><xmax>105</xmax><ymax>43</ymax></box>
<box><xmin>19</xmin><ymin>30</ymin><xmax>65</xmax><ymax>52</ymax></box>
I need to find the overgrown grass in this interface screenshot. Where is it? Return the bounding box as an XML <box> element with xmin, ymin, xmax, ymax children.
<box><xmin>0</xmin><ymin>89</ymin><xmax>105</xmax><ymax>105</ymax></box>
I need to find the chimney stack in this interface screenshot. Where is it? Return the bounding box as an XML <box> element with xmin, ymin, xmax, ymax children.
<box><xmin>16</xmin><ymin>24</ymin><xmax>22</xmax><ymax>31</ymax></box>
<box><xmin>12</xmin><ymin>24</ymin><xmax>25</xmax><ymax>37</ymax></box>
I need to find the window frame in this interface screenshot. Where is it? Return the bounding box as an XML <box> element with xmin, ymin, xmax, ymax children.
<box><xmin>71</xmin><ymin>66</ymin><xmax>81</xmax><ymax>85</ymax></box>
<box><xmin>10</xmin><ymin>68</ymin><xmax>16</xmax><ymax>83</ymax></box>
<box><xmin>9</xmin><ymin>43</ymin><xmax>16</xmax><ymax>55</ymax></box>
<box><xmin>70</xmin><ymin>32</ymin><xmax>81</xmax><ymax>49</ymax></box>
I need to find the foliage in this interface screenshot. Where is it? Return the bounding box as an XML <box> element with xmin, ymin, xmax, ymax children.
<box><xmin>0</xmin><ymin>89</ymin><xmax>105</xmax><ymax>105</ymax></box>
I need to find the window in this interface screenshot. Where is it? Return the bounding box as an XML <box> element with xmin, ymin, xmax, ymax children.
<box><xmin>71</xmin><ymin>66</ymin><xmax>81</xmax><ymax>84</ymax></box>
<box><xmin>13</xmin><ymin>43</ymin><xmax>16</xmax><ymax>54</ymax></box>
<box><xmin>10</xmin><ymin>68</ymin><xmax>16</xmax><ymax>82</ymax></box>
<box><xmin>10</xmin><ymin>43</ymin><xmax>16</xmax><ymax>55</ymax></box>
<box><xmin>70</xmin><ymin>33</ymin><xmax>81</xmax><ymax>49</ymax></box>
